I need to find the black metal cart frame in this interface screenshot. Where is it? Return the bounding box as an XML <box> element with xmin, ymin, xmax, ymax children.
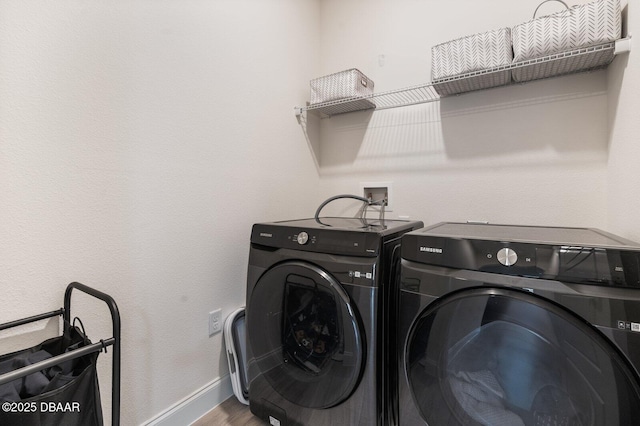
<box><xmin>0</xmin><ymin>282</ymin><xmax>121</xmax><ymax>426</ymax></box>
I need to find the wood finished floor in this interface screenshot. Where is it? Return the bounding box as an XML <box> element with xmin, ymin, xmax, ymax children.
<box><xmin>192</xmin><ymin>397</ymin><xmax>267</xmax><ymax>426</ymax></box>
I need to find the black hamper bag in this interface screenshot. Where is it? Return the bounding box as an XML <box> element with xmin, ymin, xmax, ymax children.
<box><xmin>0</xmin><ymin>322</ymin><xmax>103</xmax><ymax>426</ymax></box>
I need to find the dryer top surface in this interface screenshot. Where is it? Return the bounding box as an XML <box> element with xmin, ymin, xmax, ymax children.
<box><xmin>418</xmin><ymin>222</ymin><xmax>640</xmax><ymax>249</ymax></box>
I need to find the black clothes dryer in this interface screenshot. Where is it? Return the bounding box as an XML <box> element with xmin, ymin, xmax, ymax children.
<box><xmin>246</xmin><ymin>217</ymin><xmax>423</xmax><ymax>426</ymax></box>
<box><xmin>397</xmin><ymin>222</ymin><xmax>640</xmax><ymax>426</ymax></box>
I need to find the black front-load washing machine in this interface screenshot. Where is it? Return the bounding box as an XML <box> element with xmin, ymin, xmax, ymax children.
<box><xmin>246</xmin><ymin>217</ymin><xmax>423</xmax><ymax>426</ymax></box>
<box><xmin>398</xmin><ymin>222</ymin><xmax>640</xmax><ymax>426</ymax></box>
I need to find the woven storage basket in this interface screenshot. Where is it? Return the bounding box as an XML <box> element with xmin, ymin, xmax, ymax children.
<box><xmin>310</xmin><ymin>68</ymin><xmax>375</xmax><ymax>106</ymax></box>
<box><xmin>431</xmin><ymin>27</ymin><xmax>513</xmax><ymax>96</ymax></box>
<box><xmin>512</xmin><ymin>0</ymin><xmax>621</xmax><ymax>82</ymax></box>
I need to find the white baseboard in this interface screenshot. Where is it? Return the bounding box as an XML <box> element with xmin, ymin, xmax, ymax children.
<box><xmin>142</xmin><ymin>375</ymin><xmax>233</xmax><ymax>426</ymax></box>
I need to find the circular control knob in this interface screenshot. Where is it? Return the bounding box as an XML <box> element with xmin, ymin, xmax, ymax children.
<box><xmin>497</xmin><ymin>247</ymin><xmax>518</xmax><ymax>266</ymax></box>
<box><xmin>296</xmin><ymin>232</ymin><xmax>309</xmax><ymax>245</ymax></box>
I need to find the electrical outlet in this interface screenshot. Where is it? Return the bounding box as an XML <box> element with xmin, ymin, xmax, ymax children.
<box><xmin>209</xmin><ymin>309</ymin><xmax>222</xmax><ymax>336</ymax></box>
<box><xmin>360</xmin><ymin>181</ymin><xmax>393</xmax><ymax>211</ymax></box>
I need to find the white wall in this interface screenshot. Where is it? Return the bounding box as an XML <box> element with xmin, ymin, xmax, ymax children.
<box><xmin>314</xmin><ymin>0</ymin><xmax>631</xmax><ymax>233</ymax></box>
<box><xmin>0</xmin><ymin>0</ymin><xmax>320</xmax><ymax>424</ymax></box>
<box><xmin>608</xmin><ymin>1</ymin><xmax>640</xmax><ymax>242</ymax></box>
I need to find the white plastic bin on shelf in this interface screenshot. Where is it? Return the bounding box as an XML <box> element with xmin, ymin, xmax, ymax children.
<box><xmin>431</xmin><ymin>27</ymin><xmax>513</xmax><ymax>96</ymax></box>
<box><xmin>512</xmin><ymin>0</ymin><xmax>621</xmax><ymax>82</ymax></box>
<box><xmin>310</xmin><ymin>68</ymin><xmax>375</xmax><ymax>106</ymax></box>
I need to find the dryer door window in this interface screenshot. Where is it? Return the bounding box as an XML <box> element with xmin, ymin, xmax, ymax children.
<box><xmin>405</xmin><ymin>287</ymin><xmax>640</xmax><ymax>426</ymax></box>
<box><xmin>248</xmin><ymin>261</ymin><xmax>364</xmax><ymax>409</ymax></box>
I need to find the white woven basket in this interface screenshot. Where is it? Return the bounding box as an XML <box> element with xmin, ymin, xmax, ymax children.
<box><xmin>431</xmin><ymin>27</ymin><xmax>513</xmax><ymax>96</ymax></box>
<box><xmin>310</xmin><ymin>68</ymin><xmax>374</xmax><ymax>106</ymax></box>
<box><xmin>512</xmin><ymin>0</ymin><xmax>621</xmax><ymax>63</ymax></box>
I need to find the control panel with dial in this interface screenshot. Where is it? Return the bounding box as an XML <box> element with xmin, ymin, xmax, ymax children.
<box><xmin>497</xmin><ymin>247</ymin><xmax>518</xmax><ymax>266</ymax></box>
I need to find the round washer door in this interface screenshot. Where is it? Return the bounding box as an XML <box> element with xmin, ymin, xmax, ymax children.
<box><xmin>405</xmin><ymin>287</ymin><xmax>640</xmax><ymax>426</ymax></box>
<box><xmin>248</xmin><ymin>261</ymin><xmax>365</xmax><ymax>409</ymax></box>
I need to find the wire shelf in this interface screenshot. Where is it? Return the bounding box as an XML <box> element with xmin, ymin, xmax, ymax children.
<box><xmin>298</xmin><ymin>38</ymin><xmax>630</xmax><ymax>118</ymax></box>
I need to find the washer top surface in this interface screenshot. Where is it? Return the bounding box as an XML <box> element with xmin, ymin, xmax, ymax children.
<box><xmin>266</xmin><ymin>217</ymin><xmax>419</xmax><ymax>235</ymax></box>
<box><xmin>420</xmin><ymin>222</ymin><xmax>640</xmax><ymax>248</ymax></box>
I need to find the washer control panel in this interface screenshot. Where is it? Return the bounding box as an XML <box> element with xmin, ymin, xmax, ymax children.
<box><xmin>296</xmin><ymin>231</ymin><xmax>309</xmax><ymax>245</ymax></box>
<box><xmin>251</xmin><ymin>224</ymin><xmax>381</xmax><ymax>256</ymax></box>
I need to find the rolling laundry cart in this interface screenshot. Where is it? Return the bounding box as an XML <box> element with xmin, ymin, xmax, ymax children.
<box><xmin>0</xmin><ymin>282</ymin><xmax>121</xmax><ymax>426</ymax></box>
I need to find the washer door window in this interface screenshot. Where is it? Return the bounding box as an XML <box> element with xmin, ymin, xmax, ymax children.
<box><xmin>248</xmin><ymin>261</ymin><xmax>364</xmax><ymax>409</ymax></box>
<box><xmin>405</xmin><ymin>287</ymin><xmax>640</xmax><ymax>426</ymax></box>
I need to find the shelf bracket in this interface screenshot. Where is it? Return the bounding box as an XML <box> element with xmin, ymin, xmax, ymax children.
<box><xmin>615</xmin><ymin>36</ymin><xmax>632</xmax><ymax>55</ymax></box>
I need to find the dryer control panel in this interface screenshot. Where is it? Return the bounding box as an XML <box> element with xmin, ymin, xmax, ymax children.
<box><xmin>402</xmin><ymin>223</ymin><xmax>640</xmax><ymax>288</ymax></box>
<box><xmin>403</xmin><ymin>236</ymin><xmax>541</xmax><ymax>275</ymax></box>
